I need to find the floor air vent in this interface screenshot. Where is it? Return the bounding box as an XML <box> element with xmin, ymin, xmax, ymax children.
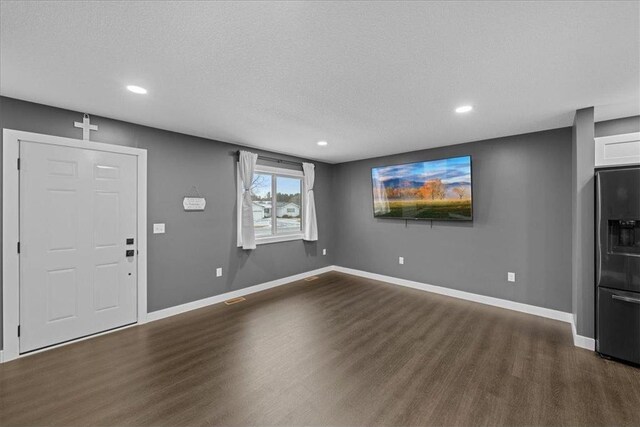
<box><xmin>224</xmin><ymin>297</ymin><xmax>246</xmax><ymax>305</ymax></box>
<box><xmin>304</xmin><ymin>276</ymin><xmax>320</xmax><ymax>281</ymax></box>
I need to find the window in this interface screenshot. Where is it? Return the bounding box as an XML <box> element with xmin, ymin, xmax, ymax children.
<box><xmin>238</xmin><ymin>164</ymin><xmax>304</xmax><ymax>245</ymax></box>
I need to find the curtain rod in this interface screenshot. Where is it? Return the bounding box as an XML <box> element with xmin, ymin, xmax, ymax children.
<box><xmin>236</xmin><ymin>151</ymin><xmax>303</xmax><ymax>167</ymax></box>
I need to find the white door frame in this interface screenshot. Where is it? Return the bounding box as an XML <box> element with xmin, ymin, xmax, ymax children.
<box><xmin>2</xmin><ymin>129</ymin><xmax>148</xmax><ymax>363</ymax></box>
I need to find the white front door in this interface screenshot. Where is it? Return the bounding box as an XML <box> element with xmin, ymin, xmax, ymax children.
<box><xmin>19</xmin><ymin>141</ymin><xmax>138</xmax><ymax>353</ymax></box>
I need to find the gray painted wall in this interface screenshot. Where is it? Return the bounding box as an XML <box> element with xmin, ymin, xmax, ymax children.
<box><xmin>332</xmin><ymin>128</ymin><xmax>573</xmax><ymax>312</ymax></box>
<box><xmin>595</xmin><ymin>115</ymin><xmax>640</xmax><ymax>137</ymax></box>
<box><xmin>571</xmin><ymin>107</ymin><xmax>595</xmax><ymax>338</ymax></box>
<box><xmin>0</xmin><ymin>96</ymin><xmax>335</xmax><ymax>349</ymax></box>
<box><xmin>1</xmin><ymin>94</ymin><xmax>637</xmax><ymax>352</ymax></box>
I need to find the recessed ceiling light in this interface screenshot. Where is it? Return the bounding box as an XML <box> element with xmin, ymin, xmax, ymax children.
<box><xmin>455</xmin><ymin>105</ymin><xmax>473</xmax><ymax>113</ymax></box>
<box><xmin>126</xmin><ymin>85</ymin><xmax>147</xmax><ymax>94</ymax></box>
<box><xmin>317</xmin><ymin>141</ymin><xmax>328</xmax><ymax>146</ymax></box>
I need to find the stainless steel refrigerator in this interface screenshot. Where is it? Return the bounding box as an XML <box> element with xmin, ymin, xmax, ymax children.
<box><xmin>596</xmin><ymin>167</ymin><xmax>640</xmax><ymax>365</ymax></box>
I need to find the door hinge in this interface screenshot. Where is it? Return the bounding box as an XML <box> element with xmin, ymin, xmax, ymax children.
<box><xmin>17</xmin><ymin>242</ymin><xmax>20</xmax><ymax>254</ymax></box>
<box><xmin>18</xmin><ymin>325</ymin><xmax>20</xmax><ymax>337</ymax></box>
<box><xmin>17</xmin><ymin>158</ymin><xmax>20</xmax><ymax>170</ymax></box>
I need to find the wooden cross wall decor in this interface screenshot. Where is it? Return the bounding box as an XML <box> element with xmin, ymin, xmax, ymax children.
<box><xmin>74</xmin><ymin>113</ymin><xmax>98</xmax><ymax>141</ymax></box>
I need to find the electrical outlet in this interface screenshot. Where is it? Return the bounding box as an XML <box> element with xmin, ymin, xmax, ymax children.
<box><xmin>322</xmin><ymin>248</ymin><xmax>327</xmax><ymax>256</ymax></box>
<box><xmin>216</xmin><ymin>267</ymin><xmax>223</xmax><ymax>277</ymax></box>
<box><xmin>399</xmin><ymin>256</ymin><xmax>404</xmax><ymax>265</ymax></box>
<box><xmin>507</xmin><ymin>272</ymin><xmax>516</xmax><ymax>282</ymax></box>
<box><xmin>153</xmin><ymin>223</ymin><xmax>165</xmax><ymax>234</ymax></box>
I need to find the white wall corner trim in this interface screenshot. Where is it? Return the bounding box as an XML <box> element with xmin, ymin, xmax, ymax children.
<box><xmin>571</xmin><ymin>314</ymin><xmax>596</xmax><ymax>351</ymax></box>
<box><xmin>333</xmin><ymin>266</ymin><xmax>574</xmax><ymax>324</ymax></box>
<box><xmin>146</xmin><ymin>266</ymin><xmax>334</xmax><ymax>322</ymax></box>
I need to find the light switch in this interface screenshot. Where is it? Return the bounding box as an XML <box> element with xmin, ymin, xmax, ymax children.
<box><xmin>399</xmin><ymin>256</ymin><xmax>404</xmax><ymax>265</ymax></box>
<box><xmin>153</xmin><ymin>223</ymin><xmax>165</xmax><ymax>234</ymax></box>
<box><xmin>216</xmin><ymin>267</ymin><xmax>223</xmax><ymax>277</ymax></box>
<box><xmin>507</xmin><ymin>272</ymin><xmax>516</xmax><ymax>282</ymax></box>
<box><xmin>322</xmin><ymin>248</ymin><xmax>327</xmax><ymax>256</ymax></box>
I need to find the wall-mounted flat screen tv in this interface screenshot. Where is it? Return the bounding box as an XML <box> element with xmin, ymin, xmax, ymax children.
<box><xmin>371</xmin><ymin>155</ymin><xmax>472</xmax><ymax>221</ymax></box>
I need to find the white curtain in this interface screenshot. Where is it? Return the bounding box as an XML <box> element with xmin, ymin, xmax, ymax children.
<box><xmin>302</xmin><ymin>162</ymin><xmax>318</xmax><ymax>241</ymax></box>
<box><xmin>239</xmin><ymin>150</ymin><xmax>258</xmax><ymax>250</ymax></box>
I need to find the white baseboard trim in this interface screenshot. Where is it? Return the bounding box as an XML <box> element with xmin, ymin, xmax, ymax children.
<box><xmin>149</xmin><ymin>265</ymin><xmax>594</xmax><ymax>352</ymax></box>
<box><xmin>333</xmin><ymin>266</ymin><xmax>574</xmax><ymax>324</ymax></box>
<box><xmin>571</xmin><ymin>314</ymin><xmax>596</xmax><ymax>351</ymax></box>
<box><xmin>146</xmin><ymin>266</ymin><xmax>335</xmax><ymax>322</ymax></box>
<box><xmin>1</xmin><ymin>264</ymin><xmax>594</xmax><ymax>361</ymax></box>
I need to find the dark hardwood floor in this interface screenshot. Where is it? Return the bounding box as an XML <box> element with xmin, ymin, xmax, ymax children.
<box><xmin>1</xmin><ymin>271</ymin><xmax>639</xmax><ymax>426</ymax></box>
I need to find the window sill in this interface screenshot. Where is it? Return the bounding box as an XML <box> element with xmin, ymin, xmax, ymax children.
<box><xmin>256</xmin><ymin>233</ymin><xmax>304</xmax><ymax>245</ymax></box>
<box><xmin>237</xmin><ymin>233</ymin><xmax>304</xmax><ymax>247</ymax></box>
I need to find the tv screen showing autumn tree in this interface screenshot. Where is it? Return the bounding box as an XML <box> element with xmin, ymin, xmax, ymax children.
<box><xmin>371</xmin><ymin>155</ymin><xmax>472</xmax><ymax>220</ymax></box>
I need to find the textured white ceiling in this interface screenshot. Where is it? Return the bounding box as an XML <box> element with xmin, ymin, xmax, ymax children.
<box><xmin>1</xmin><ymin>1</ymin><xmax>638</xmax><ymax>163</ymax></box>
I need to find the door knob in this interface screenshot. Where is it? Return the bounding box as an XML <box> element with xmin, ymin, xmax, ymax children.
<box><xmin>126</xmin><ymin>250</ymin><xmax>135</xmax><ymax>257</ymax></box>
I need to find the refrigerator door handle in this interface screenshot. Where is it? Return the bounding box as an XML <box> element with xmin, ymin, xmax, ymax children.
<box><xmin>612</xmin><ymin>294</ymin><xmax>640</xmax><ymax>304</ymax></box>
<box><xmin>596</xmin><ymin>173</ymin><xmax>602</xmax><ymax>287</ymax></box>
